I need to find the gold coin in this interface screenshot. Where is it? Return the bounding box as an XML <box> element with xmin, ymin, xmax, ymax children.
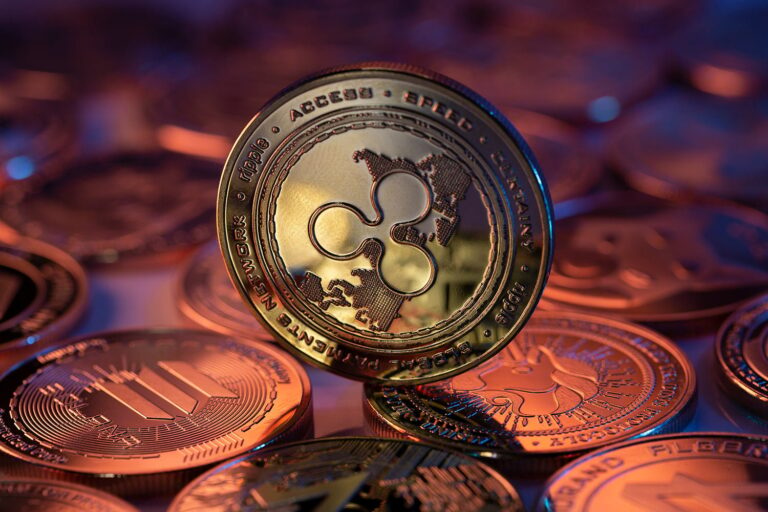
<box><xmin>0</xmin><ymin>478</ymin><xmax>137</xmax><ymax>512</ymax></box>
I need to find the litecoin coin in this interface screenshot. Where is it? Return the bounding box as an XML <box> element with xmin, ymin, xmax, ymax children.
<box><xmin>538</xmin><ymin>432</ymin><xmax>768</xmax><ymax>511</ymax></box>
<box><xmin>716</xmin><ymin>293</ymin><xmax>768</xmax><ymax>416</ymax></box>
<box><xmin>0</xmin><ymin>329</ymin><xmax>312</xmax><ymax>477</ymax></box>
<box><xmin>218</xmin><ymin>63</ymin><xmax>553</xmax><ymax>383</ymax></box>
<box><xmin>365</xmin><ymin>312</ymin><xmax>695</xmax><ymax>473</ymax></box>
<box><xmin>0</xmin><ymin>478</ymin><xmax>138</xmax><ymax>512</ymax></box>
<box><xmin>170</xmin><ymin>437</ymin><xmax>524</xmax><ymax>512</ymax></box>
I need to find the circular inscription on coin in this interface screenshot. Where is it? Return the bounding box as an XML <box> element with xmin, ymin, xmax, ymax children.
<box><xmin>716</xmin><ymin>294</ymin><xmax>768</xmax><ymax>415</ymax></box>
<box><xmin>170</xmin><ymin>437</ymin><xmax>524</xmax><ymax>512</ymax></box>
<box><xmin>365</xmin><ymin>312</ymin><xmax>695</xmax><ymax>472</ymax></box>
<box><xmin>0</xmin><ymin>329</ymin><xmax>312</xmax><ymax>475</ymax></box>
<box><xmin>0</xmin><ymin>238</ymin><xmax>87</xmax><ymax>351</ymax></box>
<box><xmin>539</xmin><ymin>432</ymin><xmax>768</xmax><ymax>511</ymax></box>
<box><xmin>218</xmin><ymin>63</ymin><xmax>553</xmax><ymax>383</ymax></box>
<box><xmin>0</xmin><ymin>478</ymin><xmax>138</xmax><ymax>512</ymax></box>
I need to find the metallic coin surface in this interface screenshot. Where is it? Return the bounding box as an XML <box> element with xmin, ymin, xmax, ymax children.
<box><xmin>218</xmin><ymin>63</ymin><xmax>553</xmax><ymax>383</ymax></box>
<box><xmin>716</xmin><ymin>293</ymin><xmax>768</xmax><ymax>416</ymax></box>
<box><xmin>0</xmin><ymin>478</ymin><xmax>138</xmax><ymax>512</ymax></box>
<box><xmin>0</xmin><ymin>237</ymin><xmax>87</xmax><ymax>352</ymax></box>
<box><xmin>170</xmin><ymin>437</ymin><xmax>524</xmax><ymax>512</ymax></box>
<box><xmin>538</xmin><ymin>432</ymin><xmax>768</xmax><ymax>512</ymax></box>
<box><xmin>177</xmin><ymin>240</ymin><xmax>271</xmax><ymax>341</ymax></box>
<box><xmin>0</xmin><ymin>328</ymin><xmax>312</xmax><ymax>476</ymax></box>
<box><xmin>0</xmin><ymin>151</ymin><xmax>219</xmax><ymax>265</ymax></box>
<box><xmin>541</xmin><ymin>192</ymin><xmax>768</xmax><ymax>330</ymax></box>
<box><xmin>365</xmin><ymin>312</ymin><xmax>695</xmax><ymax>473</ymax></box>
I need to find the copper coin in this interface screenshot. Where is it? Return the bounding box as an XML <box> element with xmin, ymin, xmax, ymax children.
<box><xmin>0</xmin><ymin>478</ymin><xmax>138</xmax><ymax>512</ymax></box>
<box><xmin>365</xmin><ymin>311</ymin><xmax>695</xmax><ymax>473</ymax></box>
<box><xmin>716</xmin><ymin>293</ymin><xmax>768</xmax><ymax>416</ymax></box>
<box><xmin>218</xmin><ymin>63</ymin><xmax>553</xmax><ymax>383</ymax></box>
<box><xmin>0</xmin><ymin>236</ymin><xmax>87</xmax><ymax>352</ymax></box>
<box><xmin>538</xmin><ymin>432</ymin><xmax>768</xmax><ymax>511</ymax></box>
<box><xmin>0</xmin><ymin>328</ymin><xmax>312</xmax><ymax>477</ymax></box>
<box><xmin>540</xmin><ymin>192</ymin><xmax>768</xmax><ymax>331</ymax></box>
<box><xmin>169</xmin><ymin>437</ymin><xmax>524</xmax><ymax>512</ymax></box>
<box><xmin>177</xmin><ymin>240</ymin><xmax>270</xmax><ymax>341</ymax></box>
<box><xmin>0</xmin><ymin>151</ymin><xmax>219</xmax><ymax>265</ymax></box>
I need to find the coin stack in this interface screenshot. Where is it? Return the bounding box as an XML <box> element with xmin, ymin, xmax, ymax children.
<box><xmin>0</xmin><ymin>1</ymin><xmax>766</xmax><ymax>511</ymax></box>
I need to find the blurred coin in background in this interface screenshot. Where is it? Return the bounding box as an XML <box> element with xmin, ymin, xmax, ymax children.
<box><xmin>0</xmin><ymin>479</ymin><xmax>138</xmax><ymax>512</ymax></box>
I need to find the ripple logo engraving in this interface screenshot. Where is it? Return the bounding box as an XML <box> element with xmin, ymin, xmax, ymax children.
<box><xmin>300</xmin><ymin>149</ymin><xmax>471</xmax><ymax>331</ymax></box>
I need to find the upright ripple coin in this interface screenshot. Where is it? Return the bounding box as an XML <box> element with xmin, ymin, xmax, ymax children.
<box><xmin>538</xmin><ymin>432</ymin><xmax>768</xmax><ymax>511</ymax></box>
<box><xmin>169</xmin><ymin>437</ymin><xmax>524</xmax><ymax>512</ymax></box>
<box><xmin>716</xmin><ymin>293</ymin><xmax>768</xmax><ymax>416</ymax></box>
<box><xmin>0</xmin><ymin>478</ymin><xmax>138</xmax><ymax>512</ymax></box>
<box><xmin>365</xmin><ymin>312</ymin><xmax>695</xmax><ymax>473</ymax></box>
<box><xmin>218</xmin><ymin>63</ymin><xmax>553</xmax><ymax>383</ymax></box>
<box><xmin>0</xmin><ymin>329</ymin><xmax>312</xmax><ymax>481</ymax></box>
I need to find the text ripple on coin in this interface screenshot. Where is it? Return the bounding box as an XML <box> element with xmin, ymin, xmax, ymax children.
<box><xmin>538</xmin><ymin>432</ymin><xmax>768</xmax><ymax>512</ymax></box>
<box><xmin>0</xmin><ymin>478</ymin><xmax>138</xmax><ymax>512</ymax></box>
<box><xmin>0</xmin><ymin>329</ymin><xmax>312</xmax><ymax>479</ymax></box>
<box><xmin>169</xmin><ymin>437</ymin><xmax>524</xmax><ymax>512</ymax></box>
<box><xmin>364</xmin><ymin>311</ymin><xmax>695</xmax><ymax>474</ymax></box>
<box><xmin>218</xmin><ymin>63</ymin><xmax>553</xmax><ymax>383</ymax></box>
<box><xmin>716</xmin><ymin>293</ymin><xmax>768</xmax><ymax>416</ymax></box>
<box><xmin>177</xmin><ymin>240</ymin><xmax>271</xmax><ymax>341</ymax></box>
<box><xmin>0</xmin><ymin>236</ymin><xmax>87</xmax><ymax>352</ymax></box>
<box><xmin>540</xmin><ymin>192</ymin><xmax>768</xmax><ymax>332</ymax></box>
<box><xmin>0</xmin><ymin>150</ymin><xmax>219</xmax><ymax>265</ymax></box>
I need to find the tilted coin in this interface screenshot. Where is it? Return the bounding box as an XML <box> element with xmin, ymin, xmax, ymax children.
<box><xmin>218</xmin><ymin>63</ymin><xmax>553</xmax><ymax>383</ymax></box>
<box><xmin>169</xmin><ymin>437</ymin><xmax>524</xmax><ymax>512</ymax></box>
<box><xmin>540</xmin><ymin>192</ymin><xmax>768</xmax><ymax>332</ymax></box>
<box><xmin>0</xmin><ymin>329</ymin><xmax>312</xmax><ymax>482</ymax></box>
<box><xmin>365</xmin><ymin>312</ymin><xmax>695</xmax><ymax>473</ymax></box>
<box><xmin>716</xmin><ymin>293</ymin><xmax>768</xmax><ymax>416</ymax></box>
<box><xmin>0</xmin><ymin>236</ymin><xmax>87</xmax><ymax>352</ymax></box>
<box><xmin>538</xmin><ymin>432</ymin><xmax>768</xmax><ymax>511</ymax></box>
<box><xmin>0</xmin><ymin>478</ymin><xmax>138</xmax><ymax>512</ymax></box>
<box><xmin>177</xmin><ymin>240</ymin><xmax>271</xmax><ymax>341</ymax></box>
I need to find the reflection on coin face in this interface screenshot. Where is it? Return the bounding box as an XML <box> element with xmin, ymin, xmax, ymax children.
<box><xmin>218</xmin><ymin>63</ymin><xmax>553</xmax><ymax>383</ymax></box>
<box><xmin>541</xmin><ymin>193</ymin><xmax>768</xmax><ymax>328</ymax></box>
<box><xmin>539</xmin><ymin>432</ymin><xmax>768</xmax><ymax>511</ymax></box>
<box><xmin>0</xmin><ymin>238</ymin><xmax>87</xmax><ymax>351</ymax></box>
<box><xmin>0</xmin><ymin>478</ymin><xmax>138</xmax><ymax>512</ymax></box>
<box><xmin>365</xmin><ymin>312</ymin><xmax>695</xmax><ymax>472</ymax></box>
<box><xmin>717</xmin><ymin>294</ymin><xmax>768</xmax><ymax>415</ymax></box>
<box><xmin>170</xmin><ymin>437</ymin><xmax>524</xmax><ymax>512</ymax></box>
<box><xmin>0</xmin><ymin>329</ymin><xmax>312</xmax><ymax>475</ymax></box>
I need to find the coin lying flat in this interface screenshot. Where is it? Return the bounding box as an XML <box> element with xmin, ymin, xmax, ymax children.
<box><xmin>0</xmin><ymin>329</ymin><xmax>312</xmax><ymax>478</ymax></box>
<box><xmin>0</xmin><ymin>478</ymin><xmax>138</xmax><ymax>512</ymax></box>
<box><xmin>0</xmin><ymin>237</ymin><xmax>87</xmax><ymax>352</ymax></box>
<box><xmin>169</xmin><ymin>437</ymin><xmax>524</xmax><ymax>512</ymax></box>
<box><xmin>538</xmin><ymin>432</ymin><xmax>768</xmax><ymax>511</ymax></box>
<box><xmin>218</xmin><ymin>63</ymin><xmax>553</xmax><ymax>383</ymax></box>
<box><xmin>365</xmin><ymin>312</ymin><xmax>695</xmax><ymax>473</ymax></box>
<box><xmin>716</xmin><ymin>293</ymin><xmax>768</xmax><ymax>416</ymax></box>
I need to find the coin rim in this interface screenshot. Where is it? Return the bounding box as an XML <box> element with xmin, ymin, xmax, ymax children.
<box><xmin>0</xmin><ymin>477</ymin><xmax>139</xmax><ymax>512</ymax></box>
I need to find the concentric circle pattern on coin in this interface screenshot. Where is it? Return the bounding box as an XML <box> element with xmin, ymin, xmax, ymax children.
<box><xmin>218</xmin><ymin>63</ymin><xmax>553</xmax><ymax>383</ymax></box>
<box><xmin>365</xmin><ymin>312</ymin><xmax>695</xmax><ymax>473</ymax></box>
<box><xmin>177</xmin><ymin>240</ymin><xmax>271</xmax><ymax>341</ymax></box>
<box><xmin>0</xmin><ymin>237</ymin><xmax>87</xmax><ymax>351</ymax></box>
<box><xmin>0</xmin><ymin>329</ymin><xmax>312</xmax><ymax>475</ymax></box>
<box><xmin>538</xmin><ymin>432</ymin><xmax>768</xmax><ymax>512</ymax></box>
<box><xmin>716</xmin><ymin>294</ymin><xmax>768</xmax><ymax>415</ymax></box>
<box><xmin>170</xmin><ymin>437</ymin><xmax>524</xmax><ymax>512</ymax></box>
<box><xmin>0</xmin><ymin>478</ymin><xmax>138</xmax><ymax>512</ymax></box>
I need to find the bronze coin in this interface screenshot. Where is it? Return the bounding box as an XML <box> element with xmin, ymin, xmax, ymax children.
<box><xmin>0</xmin><ymin>478</ymin><xmax>138</xmax><ymax>512</ymax></box>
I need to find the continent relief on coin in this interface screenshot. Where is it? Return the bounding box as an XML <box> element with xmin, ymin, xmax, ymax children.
<box><xmin>364</xmin><ymin>312</ymin><xmax>696</xmax><ymax>474</ymax></box>
<box><xmin>218</xmin><ymin>63</ymin><xmax>553</xmax><ymax>383</ymax></box>
<box><xmin>170</xmin><ymin>437</ymin><xmax>524</xmax><ymax>512</ymax></box>
<box><xmin>538</xmin><ymin>432</ymin><xmax>768</xmax><ymax>512</ymax></box>
<box><xmin>0</xmin><ymin>478</ymin><xmax>138</xmax><ymax>512</ymax></box>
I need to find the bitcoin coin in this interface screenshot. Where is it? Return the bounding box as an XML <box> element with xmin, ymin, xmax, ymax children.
<box><xmin>218</xmin><ymin>63</ymin><xmax>553</xmax><ymax>383</ymax></box>
<box><xmin>0</xmin><ymin>329</ymin><xmax>312</xmax><ymax>478</ymax></box>
<box><xmin>177</xmin><ymin>240</ymin><xmax>271</xmax><ymax>340</ymax></box>
<box><xmin>0</xmin><ymin>478</ymin><xmax>138</xmax><ymax>512</ymax></box>
<box><xmin>365</xmin><ymin>311</ymin><xmax>695</xmax><ymax>473</ymax></box>
<box><xmin>0</xmin><ymin>236</ymin><xmax>87</xmax><ymax>352</ymax></box>
<box><xmin>538</xmin><ymin>432</ymin><xmax>768</xmax><ymax>511</ymax></box>
<box><xmin>716</xmin><ymin>293</ymin><xmax>768</xmax><ymax>416</ymax></box>
<box><xmin>169</xmin><ymin>437</ymin><xmax>524</xmax><ymax>512</ymax></box>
